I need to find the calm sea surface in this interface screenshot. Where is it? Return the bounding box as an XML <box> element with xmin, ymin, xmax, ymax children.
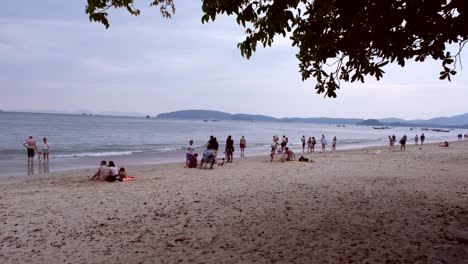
<box><xmin>0</xmin><ymin>112</ymin><xmax>462</xmax><ymax>178</ymax></box>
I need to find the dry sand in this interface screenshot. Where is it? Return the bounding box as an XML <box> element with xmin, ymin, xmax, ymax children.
<box><xmin>1</xmin><ymin>141</ymin><xmax>468</xmax><ymax>263</ymax></box>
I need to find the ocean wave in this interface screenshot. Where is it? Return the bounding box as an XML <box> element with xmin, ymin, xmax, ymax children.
<box><xmin>54</xmin><ymin>151</ymin><xmax>139</xmax><ymax>158</ymax></box>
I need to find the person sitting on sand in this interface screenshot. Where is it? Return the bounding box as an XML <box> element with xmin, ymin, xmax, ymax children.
<box><xmin>438</xmin><ymin>141</ymin><xmax>449</xmax><ymax>147</ymax></box>
<box><xmin>118</xmin><ymin>167</ymin><xmax>135</xmax><ymax>180</ymax></box>
<box><xmin>280</xmin><ymin>147</ymin><xmax>296</xmax><ymax>161</ymax></box>
<box><xmin>108</xmin><ymin>161</ymin><xmax>119</xmax><ymax>181</ymax></box>
<box><xmin>89</xmin><ymin>160</ymin><xmax>110</xmax><ymax>181</ymax></box>
<box><xmin>188</xmin><ymin>153</ymin><xmax>198</xmax><ymax>168</ymax></box>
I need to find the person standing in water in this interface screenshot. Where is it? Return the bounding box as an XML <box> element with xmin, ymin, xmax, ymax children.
<box><xmin>41</xmin><ymin>137</ymin><xmax>50</xmax><ymax>162</ymax></box>
<box><xmin>239</xmin><ymin>136</ymin><xmax>246</xmax><ymax>158</ymax></box>
<box><xmin>23</xmin><ymin>136</ymin><xmax>38</xmax><ymax>164</ymax></box>
<box><xmin>414</xmin><ymin>134</ymin><xmax>419</xmax><ymax>145</ymax></box>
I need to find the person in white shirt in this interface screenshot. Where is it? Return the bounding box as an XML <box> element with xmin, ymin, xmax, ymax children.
<box><xmin>186</xmin><ymin>140</ymin><xmax>195</xmax><ymax>167</ymax></box>
<box><xmin>321</xmin><ymin>134</ymin><xmax>327</xmax><ymax>152</ymax></box>
<box><xmin>42</xmin><ymin>137</ymin><xmax>50</xmax><ymax>162</ymax></box>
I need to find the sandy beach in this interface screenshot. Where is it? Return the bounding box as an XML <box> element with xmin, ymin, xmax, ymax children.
<box><xmin>1</xmin><ymin>141</ymin><xmax>468</xmax><ymax>263</ymax></box>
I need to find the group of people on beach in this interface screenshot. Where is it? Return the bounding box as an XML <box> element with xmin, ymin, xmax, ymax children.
<box><xmin>89</xmin><ymin>160</ymin><xmax>134</xmax><ymax>182</ymax></box>
<box><xmin>23</xmin><ymin>136</ymin><xmax>50</xmax><ymax>163</ymax></box>
<box><xmin>388</xmin><ymin>133</ymin><xmax>426</xmax><ymax>151</ymax></box>
<box><xmin>185</xmin><ymin>135</ymin><xmax>247</xmax><ymax>169</ymax></box>
<box><xmin>270</xmin><ymin>134</ymin><xmax>337</xmax><ymax>162</ymax></box>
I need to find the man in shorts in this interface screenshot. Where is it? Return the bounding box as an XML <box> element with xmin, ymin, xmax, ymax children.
<box><xmin>23</xmin><ymin>136</ymin><xmax>38</xmax><ymax>164</ymax></box>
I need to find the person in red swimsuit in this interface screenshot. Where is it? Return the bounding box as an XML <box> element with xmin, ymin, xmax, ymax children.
<box><xmin>239</xmin><ymin>136</ymin><xmax>246</xmax><ymax>158</ymax></box>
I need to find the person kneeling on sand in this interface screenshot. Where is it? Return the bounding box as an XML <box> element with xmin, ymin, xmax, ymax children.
<box><xmin>187</xmin><ymin>153</ymin><xmax>198</xmax><ymax>168</ymax></box>
<box><xmin>438</xmin><ymin>141</ymin><xmax>449</xmax><ymax>147</ymax></box>
<box><xmin>89</xmin><ymin>160</ymin><xmax>110</xmax><ymax>181</ymax></box>
<box><xmin>200</xmin><ymin>148</ymin><xmax>216</xmax><ymax>169</ymax></box>
<box><xmin>280</xmin><ymin>147</ymin><xmax>296</xmax><ymax>162</ymax></box>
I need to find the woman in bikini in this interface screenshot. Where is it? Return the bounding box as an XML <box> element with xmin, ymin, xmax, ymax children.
<box><xmin>239</xmin><ymin>136</ymin><xmax>246</xmax><ymax>158</ymax></box>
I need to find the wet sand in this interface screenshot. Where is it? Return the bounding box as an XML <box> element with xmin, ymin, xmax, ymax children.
<box><xmin>1</xmin><ymin>141</ymin><xmax>468</xmax><ymax>263</ymax></box>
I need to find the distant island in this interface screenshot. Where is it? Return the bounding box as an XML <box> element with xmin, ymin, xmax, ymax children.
<box><xmin>157</xmin><ymin>109</ymin><xmax>468</xmax><ymax>128</ymax></box>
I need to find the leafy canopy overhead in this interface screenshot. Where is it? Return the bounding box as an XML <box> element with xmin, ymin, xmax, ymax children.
<box><xmin>86</xmin><ymin>0</ymin><xmax>468</xmax><ymax>97</ymax></box>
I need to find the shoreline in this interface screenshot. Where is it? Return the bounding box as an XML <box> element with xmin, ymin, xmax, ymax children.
<box><xmin>1</xmin><ymin>139</ymin><xmax>460</xmax><ymax>182</ymax></box>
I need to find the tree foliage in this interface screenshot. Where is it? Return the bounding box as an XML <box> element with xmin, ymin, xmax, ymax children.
<box><xmin>87</xmin><ymin>0</ymin><xmax>468</xmax><ymax>97</ymax></box>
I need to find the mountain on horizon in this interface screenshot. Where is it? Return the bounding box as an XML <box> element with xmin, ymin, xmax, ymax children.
<box><xmin>156</xmin><ymin>109</ymin><xmax>468</xmax><ymax>127</ymax></box>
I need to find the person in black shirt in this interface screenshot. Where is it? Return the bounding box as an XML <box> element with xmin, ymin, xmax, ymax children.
<box><xmin>225</xmin><ymin>135</ymin><xmax>235</xmax><ymax>163</ymax></box>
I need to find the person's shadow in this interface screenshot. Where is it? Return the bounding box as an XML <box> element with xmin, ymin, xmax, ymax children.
<box><xmin>27</xmin><ymin>162</ymin><xmax>34</xmax><ymax>175</ymax></box>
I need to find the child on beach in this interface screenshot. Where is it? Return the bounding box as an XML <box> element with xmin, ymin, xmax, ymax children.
<box><xmin>119</xmin><ymin>167</ymin><xmax>135</xmax><ymax>180</ymax></box>
<box><xmin>188</xmin><ymin>153</ymin><xmax>198</xmax><ymax>168</ymax></box>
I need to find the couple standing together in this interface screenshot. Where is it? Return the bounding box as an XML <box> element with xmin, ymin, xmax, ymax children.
<box><xmin>23</xmin><ymin>136</ymin><xmax>50</xmax><ymax>163</ymax></box>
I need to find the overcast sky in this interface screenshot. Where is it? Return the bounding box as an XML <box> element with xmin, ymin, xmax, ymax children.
<box><xmin>1</xmin><ymin>1</ymin><xmax>467</xmax><ymax>119</ymax></box>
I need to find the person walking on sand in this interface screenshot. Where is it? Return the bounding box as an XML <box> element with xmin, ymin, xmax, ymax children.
<box><xmin>414</xmin><ymin>134</ymin><xmax>419</xmax><ymax>145</ymax></box>
<box><xmin>331</xmin><ymin>136</ymin><xmax>337</xmax><ymax>152</ymax></box>
<box><xmin>400</xmin><ymin>135</ymin><xmax>407</xmax><ymax>151</ymax></box>
<box><xmin>420</xmin><ymin>133</ymin><xmax>425</xmax><ymax>145</ymax></box>
<box><xmin>41</xmin><ymin>137</ymin><xmax>50</xmax><ymax>162</ymax></box>
<box><xmin>23</xmin><ymin>136</ymin><xmax>38</xmax><ymax>164</ymax></box>
<box><xmin>388</xmin><ymin>135</ymin><xmax>395</xmax><ymax>151</ymax></box>
<box><xmin>301</xmin><ymin>135</ymin><xmax>306</xmax><ymax>152</ymax></box>
<box><xmin>320</xmin><ymin>134</ymin><xmax>327</xmax><ymax>152</ymax></box>
<box><xmin>239</xmin><ymin>136</ymin><xmax>246</xmax><ymax>158</ymax></box>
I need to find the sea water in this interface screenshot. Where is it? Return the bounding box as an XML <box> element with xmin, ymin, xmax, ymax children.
<box><xmin>0</xmin><ymin>111</ymin><xmax>461</xmax><ymax>178</ymax></box>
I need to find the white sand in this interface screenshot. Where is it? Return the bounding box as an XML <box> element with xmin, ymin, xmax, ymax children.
<box><xmin>1</xmin><ymin>141</ymin><xmax>468</xmax><ymax>263</ymax></box>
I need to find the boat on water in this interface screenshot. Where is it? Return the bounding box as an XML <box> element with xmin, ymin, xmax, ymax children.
<box><xmin>203</xmin><ymin>118</ymin><xmax>218</xmax><ymax>122</ymax></box>
<box><xmin>372</xmin><ymin>126</ymin><xmax>391</xmax><ymax>129</ymax></box>
<box><xmin>432</xmin><ymin>128</ymin><xmax>450</xmax><ymax>132</ymax></box>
